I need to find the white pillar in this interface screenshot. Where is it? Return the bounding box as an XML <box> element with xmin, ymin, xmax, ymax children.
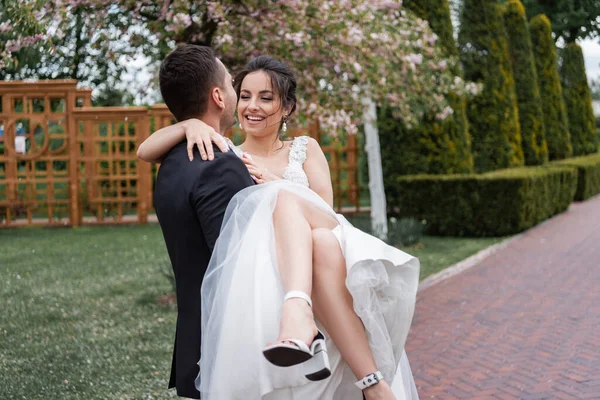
<box><xmin>362</xmin><ymin>97</ymin><xmax>388</xmax><ymax>240</ymax></box>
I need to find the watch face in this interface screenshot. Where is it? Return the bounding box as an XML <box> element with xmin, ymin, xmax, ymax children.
<box><xmin>366</xmin><ymin>373</ymin><xmax>379</xmax><ymax>385</ymax></box>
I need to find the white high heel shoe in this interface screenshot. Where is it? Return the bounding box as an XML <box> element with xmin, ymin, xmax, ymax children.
<box><xmin>262</xmin><ymin>290</ymin><xmax>331</xmax><ymax>381</ymax></box>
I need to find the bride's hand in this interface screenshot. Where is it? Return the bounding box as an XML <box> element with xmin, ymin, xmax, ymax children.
<box><xmin>242</xmin><ymin>153</ymin><xmax>280</xmax><ymax>184</ymax></box>
<box><xmin>183</xmin><ymin>118</ymin><xmax>230</xmax><ymax>161</ymax></box>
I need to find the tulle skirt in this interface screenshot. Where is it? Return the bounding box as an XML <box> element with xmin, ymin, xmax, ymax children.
<box><xmin>197</xmin><ymin>180</ymin><xmax>420</xmax><ymax>399</ymax></box>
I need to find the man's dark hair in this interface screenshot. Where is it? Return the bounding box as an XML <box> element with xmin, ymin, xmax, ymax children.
<box><xmin>159</xmin><ymin>45</ymin><xmax>225</xmax><ymax>121</ymax></box>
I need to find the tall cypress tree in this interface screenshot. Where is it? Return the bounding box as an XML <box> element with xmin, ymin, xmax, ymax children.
<box><xmin>403</xmin><ymin>0</ymin><xmax>457</xmax><ymax>54</ymax></box>
<box><xmin>560</xmin><ymin>42</ymin><xmax>598</xmax><ymax>156</ymax></box>
<box><xmin>378</xmin><ymin>0</ymin><xmax>473</xmax><ymax>180</ymax></box>
<box><xmin>503</xmin><ymin>0</ymin><xmax>548</xmax><ymax>165</ymax></box>
<box><xmin>459</xmin><ymin>0</ymin><xmax>524</xmax><ymax>172</ymax></box>
<box><xmin>530</xmin><ymin>14</ymin><xmax>573</xmax><ymax>160</ymax></box>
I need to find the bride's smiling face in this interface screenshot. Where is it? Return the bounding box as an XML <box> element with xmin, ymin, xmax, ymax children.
<box><xmin>238</xmin><ymin>70</ymin><xmax>287</xmax><ymax>138</ymax></box>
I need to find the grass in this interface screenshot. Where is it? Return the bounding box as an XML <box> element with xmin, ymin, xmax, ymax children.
<box><xmin>0</xmin><ymin>225</ymin><xmax>177</xmax><ymax>400</ymax></box>
<box><xmin>405</xmin><ymin>236</ymin><xmax>502</xmax><ymax>280</ymax></box>
<box><xmin>0</xmin><ymin>224</ymin><xmax>504</xmax><ymax>399</ymax></box>
<box><xmin>344</xmin><ymin>214</ymin><xmax>504</xmax><ymax>281</ymax></box>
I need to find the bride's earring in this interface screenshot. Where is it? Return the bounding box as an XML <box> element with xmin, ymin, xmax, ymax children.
<box><xmin>239</xmin><ymin>122</ymin><xmax>243</xmax><ymax>130</ymax></box>
<box><xmin>282</xmin><ymin>116</ymin><xmax>288</xmax><ymax>133</ymax></box>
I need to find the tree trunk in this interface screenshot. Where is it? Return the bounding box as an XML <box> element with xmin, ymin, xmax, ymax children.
<box><xmin>362</xmin><ymin>97</ymin><xmax>388</xmax><ymax>240</ymax></box>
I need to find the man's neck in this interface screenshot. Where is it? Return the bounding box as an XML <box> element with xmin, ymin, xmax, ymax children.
<box><xmin>198</xmin><ymin>114</ymin><xmax>223</xmax><ymax>135</ymax></box>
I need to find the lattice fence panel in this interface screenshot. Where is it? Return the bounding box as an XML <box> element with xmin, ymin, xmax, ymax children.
<box><xmin>1</xmin><ymin>81</ymin><xmax>363</xmax><ymax>227</ymax></box>
<box><xmin>74</xmin><ymin>107</ymin><xmax>151</xmax><ymax>224</ymax></box>
<box><xmin>0</xmin><ymin>88</ymin><xmax>73</xmax><ymax>226</ymax></box>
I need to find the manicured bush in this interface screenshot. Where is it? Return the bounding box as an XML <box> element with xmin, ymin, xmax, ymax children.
<box><xmin>560</xmin><ymin>43</ymin><xmax>599</xmax><ymax>156</ymax></box>
<box><xmin>379</xmin><ymin>0</ymin><xmax>473</xmax><ymax>178</ymax></box>
<box><xmin>458</xmin><ymin>0</ymin><xmax>524</xmax><ymax>172</ymax></box>
<box><xmin>551</xmin><ymin>153</ymin><xmax>600</xmax><ymax>201</ymax></box>
<box><xmin>378</xmin><ymin>104</ymin><xmax>473</xmax><ymax>177</ymax></box>
<box><xmin>387</xmin><ymin>166</ymin><xmax>577</xmax><ymax>237</ymax></box>
<box><xmin>530</xmin><ymin>14</ymin><xmax>573</xmax><ymax>160</ymax></box>
<box><xmin>503</xmin><ymin>0</ymin><xmax>548</xmax><ymax>165</ymax></box>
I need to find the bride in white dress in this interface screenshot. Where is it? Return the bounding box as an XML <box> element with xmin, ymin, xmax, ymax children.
<box><xmin>138</xmin><ymin>56</ymin><xmax>420</xmax><ymax>400</ymax></box>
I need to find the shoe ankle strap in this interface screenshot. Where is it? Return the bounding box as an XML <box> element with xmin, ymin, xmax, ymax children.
<box><xmin>284</xmin><ymin>290</ymin><xmax>312</xmax><ymax>308</ymax></box>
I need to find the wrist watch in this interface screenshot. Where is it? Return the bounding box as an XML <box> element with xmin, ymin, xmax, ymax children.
<box><xmin>355</xmin><ymin>370</ymin><xmax>383</xmax><ymax>390</ymax></box>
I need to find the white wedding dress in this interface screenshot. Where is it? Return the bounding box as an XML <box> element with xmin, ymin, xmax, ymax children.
<box><xmin>197</xmin><ymin>136</ymin><xmax>420</xmax><ymax>399</ymax></box>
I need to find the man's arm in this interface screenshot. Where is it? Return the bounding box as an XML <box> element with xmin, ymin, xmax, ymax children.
<box><xmin>192</xmin><ymin>153</ymin><xmax>254</xmax><ymax>252</ymax></box>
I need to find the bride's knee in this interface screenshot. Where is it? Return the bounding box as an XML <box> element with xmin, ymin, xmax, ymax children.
<box><xmin>274</xmin><ymin>190</ymin><xmax>300</xmax><ymax>215</ymax></box>
<box><xmin>312</xmin><ymin>228</ymin><xmax>343</xmax><ymax>270</ymax></box>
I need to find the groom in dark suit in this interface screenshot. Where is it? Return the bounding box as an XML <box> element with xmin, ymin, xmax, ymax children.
<box><xmin>152</xmin><ymin>45</ymin><xmax>254</xmax><ymax>399</ymax></box>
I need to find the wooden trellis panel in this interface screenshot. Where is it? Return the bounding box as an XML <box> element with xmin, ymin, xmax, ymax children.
<box><xmin>73</xmin><ymin>107</ymin><xmax>151</xmax><ymax>224</ymax></box>
<box><xmin>0</xmin><ymin>80</ymin><xmax>363</xmax><ymax>228</ymax></box>
<box><xmin>0</xmin><ymin>80</ymin><xmax>90</xmax><ymax>226</ymax></box>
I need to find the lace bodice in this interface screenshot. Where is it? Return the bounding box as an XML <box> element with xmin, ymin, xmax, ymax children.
<box><xmin>282</xmin><ymin>136</ymin><xmax>310</xmax><ymax>187</ymax></box>
<box><xmin>226</xmin><ymin>136</ymin><xmax>310</xmax><ymax>187</ymax></box>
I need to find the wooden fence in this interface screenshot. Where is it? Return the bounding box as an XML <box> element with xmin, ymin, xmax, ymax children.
<box><xmin>0</xmin><ymin>80</ymin><xmax>363</xmax><ymax>227</ymax></box>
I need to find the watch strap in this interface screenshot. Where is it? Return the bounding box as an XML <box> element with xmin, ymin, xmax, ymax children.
<box><xmin>354</xmin><ymin>370</ymin><xmax>383</xmax><ymax>390</ymax></box>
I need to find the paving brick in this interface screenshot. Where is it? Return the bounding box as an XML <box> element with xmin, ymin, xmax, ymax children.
<box><xmin>405</xmin><ymin>196</ymin><xmax>600</xmax><ymax>398</ymax></box>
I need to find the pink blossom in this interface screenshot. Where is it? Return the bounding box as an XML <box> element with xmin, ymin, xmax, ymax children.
<box><xmin>436</xmin><ymin>106</ymin><xmax>454</xmax><ymax>120</ymax></box>
<box><xmin>5</xmin><ymin>40</ymin><xmax>21</xmax><ymax>53</ymax></box>
<box><xmin>406</xmin><ymin>53</ymin><xmax>423</xmax><ymax>65</ymax></box>
<box><xmin>347</xmin><ymin>26</ymin><xmax>364</xmax><ymax>45</ymax></box>
<box><xmin>284</xmin><ymin>32</ymin><xmax>306</xmax><ymax>47</ymax></box>
<box><xmin>2</xmin><ymin>0</ymin><xmax>471</xmax><ymax>137</ymax></box>
<box><xmin>378</xmin><ymin>2</ymin><xmax>401</xmax><ymax>10</ymax></box>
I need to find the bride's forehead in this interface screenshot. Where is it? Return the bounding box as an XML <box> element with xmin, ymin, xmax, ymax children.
<box><xmin>241</xmin><ymin>71</ymin><xmax>273</xmax><ymax>91</ymax></box>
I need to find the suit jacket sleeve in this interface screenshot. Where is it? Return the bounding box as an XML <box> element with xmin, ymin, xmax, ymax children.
<box><xmin>192</xmin><ymin>153</ymin><xmax>254</xmax><ymax>252</ymax></box>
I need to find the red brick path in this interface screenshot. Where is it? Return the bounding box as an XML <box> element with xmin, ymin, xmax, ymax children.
<box><xmin>405</xmin><ymin>195</ymin><xmax>600</xmax><ymax>399</ymax></box>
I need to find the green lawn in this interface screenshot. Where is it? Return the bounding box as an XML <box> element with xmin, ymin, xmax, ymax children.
<box><xmin>0</xmin><ymin>225</ymin><xmax>177</xmax><ymax>399</ymax></box>
<box><xmin>0</xmin><ymin>224</ymin><xmax>503</xmax><ymax>399</ymax></box>
<box><xmin>405</xmin><ymin>236</ymin><xmax>502</xmax><ymax>280</ymax></box>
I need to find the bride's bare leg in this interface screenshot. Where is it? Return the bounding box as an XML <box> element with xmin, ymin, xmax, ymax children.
<box><xmin>273</xmin><ymin>191</ymin><xmax>395</xmax><ymax>397</ymax></box>
<box><xmin>272</xmin><ymin>190</ymin><xmax>336</xmax><ymax>345</ymax></box>
<box><xmin>311</xmin><ymin>228</ymin><xmax>395</xmax><ymax>399</ymax></box>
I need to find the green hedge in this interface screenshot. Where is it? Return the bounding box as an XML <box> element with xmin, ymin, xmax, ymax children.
<box><xmin>503</xmin><ymin>0</ymin><xmax>548</xmax><ymax>165</ymax></box>
<box><xmin>387</xmin><ymin>166</ymin><xmax>577</xmax><ymax>237</ymax></box>
<box><xmin>551</xmin><ymin>153</ymin><xmax>600</xmax><ymax>201</ymax></box>
<box><xmin>379</xmin><ymin>0</ymin><xmax>473</xmax><ymax>177</ymax></box>
<box><xmin>458</xmin><ymin>0</ymin><xmax>524</xmax><ymax>172</ymax></box>
<box><xmin>530</xmin><ymin>14</ymin><xmax>573</xmax><ymax>160</ymax></box>
<box><xmin>403</xmin><ymin>0</ymin><xmax>457</xmax><ymax>57</ymax></box>
<box><xmin>560</xmin><ymin>43</ymin><xmax>599</xmax><ymax>156</ymax></box>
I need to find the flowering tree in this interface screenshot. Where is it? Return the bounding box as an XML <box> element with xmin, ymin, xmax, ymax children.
<box><xmin>4</xmin><ymin>0</ymin><xmax>467</xmax><ymax>237</ymax></box>
<box><xmin>521</xmin><ymin>0</ymin><xmax>600</xmax><ymax>44</ymax></box>
<box><xmin>1</xmin><ymin>1</ymin><xmax>140</xmax><ymax>100</ymax></box>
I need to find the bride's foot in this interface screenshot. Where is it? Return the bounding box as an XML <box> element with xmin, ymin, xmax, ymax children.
<box><xmin>275</xmin><ymin>298</ymin><xmax>318</xmax><ymax>347</ymax></box>
<box><xmin>263</xmin><ymin>291</ymin><xmax>330</xmax><ymax>376</ymax></box>
<box><xmin>363</xmin><ymin>380</ymin><xmax>396</xmax><ymax>400</ymax></box>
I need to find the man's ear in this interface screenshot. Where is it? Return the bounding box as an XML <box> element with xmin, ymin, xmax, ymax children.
<box><xmin>210</xmin><ymin>87</ymin><xmax>225</xmax><ymax>110</ymax></box>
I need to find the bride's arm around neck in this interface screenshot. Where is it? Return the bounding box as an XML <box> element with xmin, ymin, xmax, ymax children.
<box><xmin>137</xmin><ymin>118</ymin><xmax>228</xmax><ymax>163</ymax></box>
<box><xmin>303</xmin><ymin>137</ymin><xmax>334</xmax><ymax>208</ymax></box>
<box><xmin>137</xmin><ymin>120</ymin><xmax>188</xmax><ymax>163</ymax></box>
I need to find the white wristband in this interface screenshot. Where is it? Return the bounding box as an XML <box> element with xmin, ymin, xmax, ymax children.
<box><xmin>355</xmin><ymin>371</ymin><xmax>383</xmax><ymax>390</ymax></box>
